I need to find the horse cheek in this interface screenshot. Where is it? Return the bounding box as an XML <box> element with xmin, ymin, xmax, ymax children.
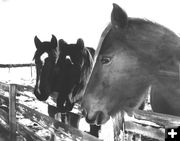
<box><xmin>86</xmin><ymin>62</ymin><xmax>102</xmax><ymax>94</ymax></box>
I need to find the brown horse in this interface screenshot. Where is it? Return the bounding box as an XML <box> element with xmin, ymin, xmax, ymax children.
<box><xmin>56</xmin><ymin>39</ymin><xmax>101</xmax><ymax>137</ymax></box>
<box><xmin>33</xmin><ymin>35</ymin><xmax>79</xmax><ymax>126</ymax></box>
<box><xmin>33</xmin><ymin>35</ymin><xmax>100</xmax><ymax>137</ymax></box>
<box><xmin>33</xmin><ymin>35</ymin><xmax>59</xmax><ymax>102</ymax></box>
<box><xmin>82</xmin><ymin>3</ymin><xmax>180</xmax><ymax>125</ymax></box>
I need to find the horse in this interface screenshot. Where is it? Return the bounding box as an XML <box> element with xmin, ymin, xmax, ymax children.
<box><xmin>56</xmin><ymin>38</ymin><xmax>101</xmax><ymax>137</ymax></box>
<box><xmin>82</xmin><ymin>3</ymin><xmax>180</xmax><ymax>126</ymax></box>
<box><xmin>33</xmin><ymin>35</ymin><xmax>100</xmax><ymax>137</ymax></box>
<box><xmin>33</xmin><ymin>35</ymin><xmax>78</xmax><ymax>125</ymax></box>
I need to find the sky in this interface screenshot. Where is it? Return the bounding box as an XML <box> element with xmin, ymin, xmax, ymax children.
<box><xmin>0</xmin><ymin>0</ymin><xmax>180</xmax><ymax>63</ymax></box>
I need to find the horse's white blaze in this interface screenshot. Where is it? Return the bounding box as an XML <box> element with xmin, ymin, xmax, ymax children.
<box><xmin>40</xmin><ymin>52</ymin><xmax>48</xmax><ymax>65</ymax></box>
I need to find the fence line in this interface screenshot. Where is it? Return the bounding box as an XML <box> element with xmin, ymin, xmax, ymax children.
<box><xmin>113</xmin><ymin>109</ymin><xmax>180</xmax><ymax>141</ymax></box>
<box><xmin>0</xmin><ymin>63</ymin><xmax>35</xmax><ymax>68</ymax></box>
<box><xmin>0</xmin><ymin>63</ymin><xmax>36</xmax><ymax>78</ymax></box>
<box><xmin>1</xmin><ymin>77</ymin><xmax>180</xmax><ymax>140</ymax></box>
<box><xmin>0</xmin><ymin>82</ymin><xmax>100</xmax><ymax>141</ymax></box>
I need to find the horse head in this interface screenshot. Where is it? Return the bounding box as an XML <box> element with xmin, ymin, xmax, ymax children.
<box><xmin>33</xmin><ymin>35</ymin><xmax>59</xmax><ymax>101</ymax></box>
<box><xmin>57</xmin><ymin>39</ymin><xmax>94</xmax><ymax>105</ymax></box>
<box><xmin>82</xmin><ymin>3</ymin><xmax>180</xmax><ymax>125</ymax></box>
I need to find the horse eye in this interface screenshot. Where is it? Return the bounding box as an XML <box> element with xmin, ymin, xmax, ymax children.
<box><xmin>101</xmin><ymin>57</ymin><xmax>111</xmax><ymax>64</ymax></box>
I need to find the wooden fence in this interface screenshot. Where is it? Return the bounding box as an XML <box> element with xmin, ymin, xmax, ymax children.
<box><xmin>1</xmin><ymin>83</ymin><xmax>180</xmax><ymax>141</ymax></box>
<box><xmin>0</xmin><ymin>82</ymin><xmax>101</xmax><ymax>141</ymax></box>
<box><xmin>0</xmin><ymin>63</ymin><xmax>35</xmax><ymax>68</ymax></box>
<box><xmin>1</xmin><ymin>64</ymin><xmax>180</xmax><ymax>141</ymax></box>
<box><xmin>0</xmin><ymin>63</ymin><xmax>36</xmax><ymax>78</ymax></box>
<box><xmin>112</xmin><ymin>108</ymin><xmax>180</xmax><ymax>141</ymax></box>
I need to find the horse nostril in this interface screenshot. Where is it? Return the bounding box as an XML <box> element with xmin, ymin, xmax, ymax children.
<box><xmin>82</xmin><ymin>108</ymin><xmax>87</xmax><ymax>117</ymax></box>
<box><xmin>96</xmin><ymin>111</ymin><xmax>104</xmax><ymax>125</ymax></box>
<box><xmin>85</xmin><ymin>111</ymin><xmax>105</xmax><ymax>125</ymax></box>
<box><xmin>85</xmin><ymin>116</ymin><xmax>95</xmax><ymax>124</ymax></box>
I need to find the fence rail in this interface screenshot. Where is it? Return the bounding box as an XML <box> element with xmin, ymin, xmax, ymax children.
<box><xmin>0</xmin><ymin>82</ymin><xmax>101</xmax><ymax>141</ymax></box>
<box><xmin>0</xmin><ymin>63</ymin><xmax>35</xmax><ymax>68</ymax></box>
<box><xmin>113</xmin><ymin>109</ymin><xmax>180</xmax><ymax>141</ymax></box>
<box><xmin>0</xmin><ymin>63</ymin><xmax>36</xmax><ymax>78</ymax></box>
<box><xmin>1</xmin><ymin>81</ymin><xmax>180</xmax><ymax>141</ymax></box>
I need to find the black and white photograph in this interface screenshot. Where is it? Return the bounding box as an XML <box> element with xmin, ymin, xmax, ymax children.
<box><xmin>0</xmin><ymin>0</ymin><xmax>180</xmax><ymax>141</ymax></box>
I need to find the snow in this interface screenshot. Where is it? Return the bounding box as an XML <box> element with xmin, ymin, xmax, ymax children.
<box><xmin>0</xmin><ymin>67</ymin><xmax>114</xmax><ymax>141</ymax></box>
<box><xmin>0</xmin><ymin>66</ymin><xmax>153</xmax><ymax>140</ymax></box>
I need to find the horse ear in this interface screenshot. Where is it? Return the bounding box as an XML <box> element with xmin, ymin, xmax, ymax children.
<box><xmin>34</xmin><ymin>36</ymin><xmax>41</xmax><ymax>49</ymax></box>
<box><xmin>111</xmin><ymin>3</ymin><xmax>128</xmax><ymax>29</ymax></box>
<box><xmin>76</xmin><ymin>38</ymin><xmax>84</xmax><ymax>50</ymax></box>
<box><xmin>59</xmin><ymin>39</ymin><xmax>67</xmax><ymax>51</ymax></box>
<box><xmin>51</xmin><ymin>34</ymin><xmax>58</xmax><ymax>48</ymax></box>
<box><xmin>59</xmin><ymin>39</ymin><xmax>67</xmax><ymax>46</ymax></box>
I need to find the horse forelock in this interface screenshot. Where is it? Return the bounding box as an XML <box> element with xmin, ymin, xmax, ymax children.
<box><xmin>34</xmin><ymin>44</ymin><xmax>60</xmax><ymax>63</ymax></box>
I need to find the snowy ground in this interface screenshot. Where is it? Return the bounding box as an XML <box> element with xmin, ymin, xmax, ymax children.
<box><xmin>0</xmin><ymin>67</ymin><xmax>154</xmax><ymax>141</ymax></box>
<box><xmin>0</xmin><ymin>67</ymin><xmax>114</xmax><ymax>141</ymax></box>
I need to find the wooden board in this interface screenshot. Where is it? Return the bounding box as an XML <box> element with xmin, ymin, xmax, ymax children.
<box><xmin>133</xmin><ymin>109</ymin><xmax>180</xmax><ymax>128</ymax></box>
<box><xmin>0</xmin><ymin>108</ymin><xmax>43</xmax><ymax>141</ymax></box>
<box><xmin>112</xmin><ymin>109</ymin><xmax>180</xmax><ymax>141</ymax></box>
<box><xmin>0</xmin><ymin>93</ymin><xmax>101</xmax><ymax>141</ymax></box>
<box><xmin>3</xmin><ymin>82</ymin><xmax>180</xmax><ymax>140</ymax></box>
<box><xmin>0</xmin><ymin>63</ymin><xmax>35</xmax><ymax>68</ymax></box>
<box><xmin>0</xmin><ymin>81</ymin><xmax>34</xmax><ymax>93</ymax></box>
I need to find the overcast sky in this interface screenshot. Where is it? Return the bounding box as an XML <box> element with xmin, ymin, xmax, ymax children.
<box><xmin>0</xmin><ymin>0</ymin><xmax>180</xmax><ymax>63</ymax></box>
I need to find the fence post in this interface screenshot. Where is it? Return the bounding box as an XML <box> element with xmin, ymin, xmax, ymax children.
<box><xmin>8</xmin><ymin>67</ymin><xmax>10</xmax><ymax>73</ymax></box>
<box><xmin>9</xmin><ymin>84</ymin><xmax>17</xmax><ymax>141</ymax></box>
<box><xmin>30</xmin><ymin>63</ymin><xmax>33</xmax><ymax>78</ymax></box>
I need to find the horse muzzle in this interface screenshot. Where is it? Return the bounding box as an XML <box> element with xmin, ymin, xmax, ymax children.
<box><xmin>34</xmin><ymin>86</ymin><xmax>50</xmax><ymax>101</ymax></box>
<box><xmin>82</xmin><ymin>108</ymin><xmax>110</xmax><ymax>125</ymax></box>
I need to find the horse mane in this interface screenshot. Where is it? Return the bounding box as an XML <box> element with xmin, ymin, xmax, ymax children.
<box><xmin>71</xmin><ymin>47</ymin><xmax>95</xmax><ymax>102</ymax></box>
<box><xmin>86</xmin><ymin>47</ymin><xmax>95</xmax><ymax>59</ymax></box>
<box><xmin>102</xmin><ymin>18</ymin><xmax>180</xmax><ymax>74</ymax></box>
<box><xmin>81</xmin><ymin>47</ymin><xmax>94</xmax><ymax>80</ymax></box>
<box><xmin>129</xmin><ymin>18</ymin><xmax>180</xmax><ymax>70</ymax></box>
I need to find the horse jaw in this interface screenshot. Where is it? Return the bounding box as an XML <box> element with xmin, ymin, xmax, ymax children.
<box><xmin>34</xmin><ymin>77</ymin><xmax>51</xmax><ymax>101</ymax></box>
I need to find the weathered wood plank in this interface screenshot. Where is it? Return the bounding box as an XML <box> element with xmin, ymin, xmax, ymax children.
<box><xmin>0</xmin><ymin>122</ymin><xmax>10</xmax><ymax>141</ymax></box>
<box><xmin>0</xmin><ymin>63</ymin><xmax>35</xmax><ymax>68</ymax></box>
<box><xmin>9</xmin><ymin>84</ymin><xmax>17</xmax><ymax>141</ymax></box>
<box><xmin>0</xmin><ymin>83</ymin><xmax>98</xmax><ymax>141</ymax></box>
<box><xmin>0</xmin><ymin>108</ymin><xmax>45</xmax><ymax>141</ymax></box>
<box><xmin>112</xmin><ymin>109</ymin><xmax>180</xmax><ymax>141</ymax></box>
<box><xmin>0</xmin><ymin>81</ymin><xmax>34</xmax><ymax>93</ymax></box>
<box><xmin>3</xmin><ymin>81</ymin><xmax>180</xmax><ymax>140</ymax></box>
<box><xmin>17</xmin><ymin>103</ymin><xmax>101</xmax><ymax>141</ymax></box>
<box><xmin>17</xmin><ymin>124</ymin><xmax>45</xmax><ymax>141</ymax></box>
<box><xmin>133</xmin><ymin>109</ymin><xmax>180</xmax><ymax>128</ymax></box>
<box><xmin>125</xmin><ymin>121</ymin><xmax>164</xmax><ymax>141</ymax></box>
<box><xmin>0</xmin><ymin>81</ymin><xmax>80</xmax><ymax>112</ymax></box>
<box><xmin>0</xmin><ymin>108</ymin><xmax>9</xmax><ymax>129</ymax></box>
<box><xmin>0</xmin><ymin>93</ymin><xmax>101</xmax><ymax>141</ymax></box>
<box><xmin>0</xmin><ymin>81</ymin><xmax>9</xmax><ymax>92</ymax></box>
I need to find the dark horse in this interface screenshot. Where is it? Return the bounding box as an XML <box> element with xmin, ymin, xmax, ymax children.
<box><xmin>33</xmin><ymin>35</ymin><xmax>100</xmax><ymax>137</ymax></box>
<box><xmin>82</xmin><ymin>3</ymin><xmax>180</xmax><ymax>125</ymax></box>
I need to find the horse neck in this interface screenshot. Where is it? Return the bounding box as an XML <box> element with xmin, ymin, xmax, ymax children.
<box><xmin>152</xmin><ymin>60</ymin><xmax>180</xmax><ymax>90</ymax></box>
